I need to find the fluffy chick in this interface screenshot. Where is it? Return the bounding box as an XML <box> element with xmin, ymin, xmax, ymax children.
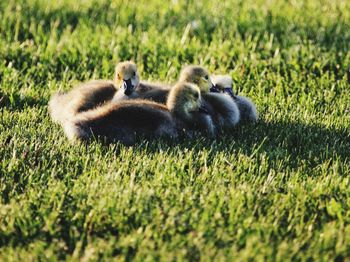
<box><xmin>179</xmin><ymin>65</ymin><xmax>240</xmax><ymax>131</ymax></box>
<box><xmin>112</xmin><ymin>61</ymin><xmax>140</xmax><ymax>101</ymax></box>
<box><xmin>60</xmin><ymin>82</ymin><xmax>213</xmax><ymax>144</ymax></box>
<box><xmin>167</xmin><ymin>82</ymin><xmax>215</xmax><ymax>137</ymax></box>
<box><xmin>49</xmin><ymin>61</ymin><xmax>139</xmax><ymax>125</ymax></box>
<box><xmin>211</xmin><ymin>75</ymin><xmax>258</xmax><ymax>123</ymax></box>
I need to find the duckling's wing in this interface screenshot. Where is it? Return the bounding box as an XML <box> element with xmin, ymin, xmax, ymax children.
<box><xmin>73</xmin><ymin>80</ymin><xmax>116</xmax><ymax>112</ymax></box>
<box><xmin>202</xmin><ymin>93</ymin><xmax>240</xmax><ymax>128</ymax></box>
<box><xmin>72</xmin><ymin>101</ymin><xmax>177</xmax><ymax>143</ymax></box>
<box><xmin>234</xmin><ymin>95</ymin><xmax>258</xmax><ymax>123</ymax></box>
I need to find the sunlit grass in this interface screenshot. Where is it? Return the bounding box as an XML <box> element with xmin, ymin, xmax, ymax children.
<box><xmin>0</xmin><ymin>0</ymin><xmax>350</xmax><ymax>260</ymax></box>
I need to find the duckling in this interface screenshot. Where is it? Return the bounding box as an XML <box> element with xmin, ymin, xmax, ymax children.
<box><xmin>111</xmin><ymin>61</ymin><xmax>140</xmax><ymax>101</ymax></box>
<box><xmin>167</xmin><ymin>82</ymin><xmax>215</xmax><ymax>137</ymax></box>
<box><xmin>178</xmin><ymin>65</ymin><xmax>240</xmax><ymax>130</ymax></box>
<box><xmin>211</xmin><ymin>75</ymin><xmax>258</xmax><ymax>123</ymax></box>
<box><xmin>60</xmin><ymin>82</ymin><xmax>214</xmax><ymax>144</ymax></box>
<box><xmin>136</xmin><ymin>80</ymin><xmax>215</xmax><ymax>136</ymax></box>
<box><xmin>49</xmin><ymin>61</ymin><xmax>139</xmax><ymax>125</ymax></box>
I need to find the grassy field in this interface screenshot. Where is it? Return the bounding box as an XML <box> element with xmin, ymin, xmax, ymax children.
<box><xmin>0</xmin><ymin>0</ymin><xmax>350</xmax><ymax>260</ymax></box>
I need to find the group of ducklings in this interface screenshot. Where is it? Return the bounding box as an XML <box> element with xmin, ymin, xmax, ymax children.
<box><xmin>49</xmin><ymin>61</ymin><xmax>258</xmax><ymax>145</ymax></box>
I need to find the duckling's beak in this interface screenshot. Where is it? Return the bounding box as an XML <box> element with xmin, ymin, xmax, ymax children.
<box><xmin>210</xmin><ymin>84</ymin><xmax>220</xmax><ymax>93</ymax></box>
<box><xmin>224</xmin><ymin>87</ymin><xmax>236</xmax><ymax>99</ymax></box>
<box><xmin>123</xmin><ymin>78</ymin><xmax>134</xmax><ymax>96</ymax></box>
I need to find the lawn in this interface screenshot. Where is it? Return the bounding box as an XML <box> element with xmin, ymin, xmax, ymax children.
<box><xmin>0</xmin><ymin>0</ymin><xmax>350</xmax><ymax>260</ymax></box>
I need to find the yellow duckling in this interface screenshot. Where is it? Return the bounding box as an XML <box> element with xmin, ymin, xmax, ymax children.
<box><xmin>211</xmin><ymin>75</ymin><xmax>258</xmax><ymax>123</ymax></box>
<box><xmin>112</xmin><ymin>61</ymin><xmax>140</xmax><ymax>100</ymax></box>
<box><xmin>167</xmin><ymin>82</ymin><xmax>215</xmax><ymax>137</ymax></box>
<box><xmin>59</xmin><ymin>82</ymin><xmax>214</xmax><ymax>144</ymax></box>
<box><xmin>178</xmin><ymin>65</ymin><xmax>241</xmax><ymax>130</ymax></box>
<box><xmin>49</xmin><ymin>61</ymin><xmax>139</xmax><ymax>125</ymax></box>
<box><xmin>135</xmin><ymin>78</ymin><xmax>215</xmax><ymax>136</ymax></box>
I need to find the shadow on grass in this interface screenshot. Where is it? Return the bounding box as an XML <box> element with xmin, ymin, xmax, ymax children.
<box><xmin>0</xmin><ymin>119</ymin><xmax>349</xmax><ymax>252</ymax></box>
<box><xmin>234</xmin><ymin>120</ymin><xmax>349</xmax><ymax>162</ymax></box>
<box><xmin>128</xmin><ymin>120</ymin><xmax>350</xmax><ymax>169</ymax></box>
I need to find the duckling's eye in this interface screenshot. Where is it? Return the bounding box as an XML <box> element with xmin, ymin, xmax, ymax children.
<box><xmin>194</xmin><ymin>93</ymin><xmax>199</xmax><ymax>99</ymax></box>
<box><xmin>133</xmin><ymin>71</ymin><xmax>136</xmax><ymax>77</ymax></box>
<box><xmin>201</xmin><ymin>75</ymin><xmax>209</xmax><ymax>82</ymax></box>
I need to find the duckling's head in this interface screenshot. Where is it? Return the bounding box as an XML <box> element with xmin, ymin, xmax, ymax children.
<box><xmin>114</xmin><ymin>61</ymin><xmax>140</xmax><ymax>96</ymax></box>
<box><xmin>167</xmin><ymin>82</ymin><xmax>206</xmax><ymax>122</ymax></box>
<box><xmin>178</xmin><ymin>65</ymin><xmax>214</xmax><ymax>93</ymax></box>
<box><xmin>211</xmin><ymin>75</ymin><xmax>236</xmax><ymax>98</ymax></box>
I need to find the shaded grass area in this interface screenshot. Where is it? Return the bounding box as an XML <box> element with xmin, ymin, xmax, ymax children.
<box><xmin>1</xmin><ymin>0</ymin><xmax>350</xmax><ymax>260</ymax></box>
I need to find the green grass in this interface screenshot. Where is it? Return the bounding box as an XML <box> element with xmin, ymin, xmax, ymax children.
<box><xmin>1</xmin><ymin>0</ymin><xmax>350</xmax><ymax>260</ymax></box>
